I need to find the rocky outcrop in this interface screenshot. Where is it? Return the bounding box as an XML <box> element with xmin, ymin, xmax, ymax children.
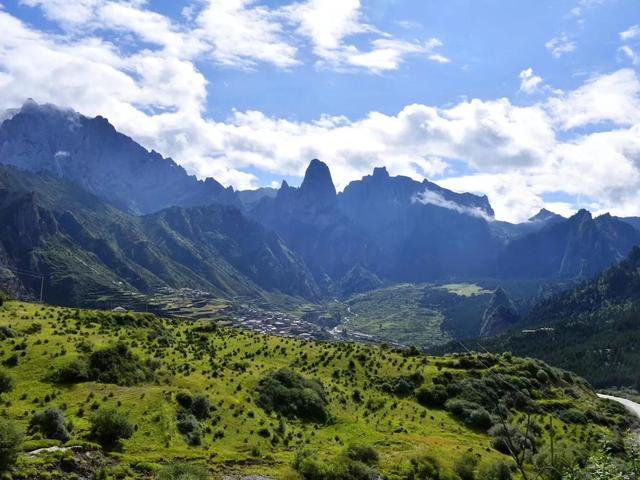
<box><xmin>479</xmin><ymin>288</ymin><xmax>520</xmax><ymax>337</ymax></box>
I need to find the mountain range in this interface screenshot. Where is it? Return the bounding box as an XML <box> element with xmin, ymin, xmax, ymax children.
<box><xmin>2</xmin><ymin>101</ymin><xmax>640</xmax><ymax>305</ymax></box>
<box><xmin>452</xmin><ymin>245</ymin><xmax>640</xmax><ymax>388</ymax></box>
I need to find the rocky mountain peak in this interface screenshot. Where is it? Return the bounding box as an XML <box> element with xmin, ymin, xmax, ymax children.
<box><xmin>299</xmin><ymin>159</ymin><xmax>337</xmax><ymax>201</ymax></box>
<box><xmin>529</xmin><ymin>208</ymin><xmax>560</xmax><ymax>222</ymax></box>
<box><xmin>372</xmin><ymin>166</ymin><xmax>389</xmax><ymax>178</ymax></box>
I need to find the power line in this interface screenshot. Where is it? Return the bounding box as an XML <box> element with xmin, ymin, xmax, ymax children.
<box><xmin>0</xmin><ymin>266</ymin><xmax>45</xmax><ymax>303</ymax></box>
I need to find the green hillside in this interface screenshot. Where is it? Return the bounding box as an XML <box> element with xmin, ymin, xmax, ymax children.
<box><xmin>0</xmin><ymin>165</ymin><xmax>319</xmax><ymax>306</ymax></box>
<box><xmin>0</xmin><ymin>300</ymin><xmax>635</xmax><ymax>479</ymax></box>
<box><xmin>460</xmin><ymin>246</ymin><xmax>640</xmax><ymax>389</ymax></box>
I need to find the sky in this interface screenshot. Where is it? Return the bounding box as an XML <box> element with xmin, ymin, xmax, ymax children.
<box><xmin>0</xmin><ymin>0</ymin><xmax>639</xmax><ymax>222</ymax></box>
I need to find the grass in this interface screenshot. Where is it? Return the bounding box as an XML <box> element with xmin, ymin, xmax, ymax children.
<box><xmin>0</xmin><ymin>300</ymin><xmax>629</xmax><ymax>479</ymax></box>
<box><xmin>332</xmin><ymin>283</ymin><xmax>495</xmax><ymax>347</ymax></box>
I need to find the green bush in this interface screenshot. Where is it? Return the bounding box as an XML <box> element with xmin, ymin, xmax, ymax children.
<box><xmin>293</xmin><ymin>449</ymin><xmax>379</xmax><ymax>480</ymax></box>
<box><xmin>404</xmin><ymin>454</ymin><xmax>444</xmax><ymax>480</ymax></box>
<box><xmin>51</xmin><ymin>358</ymin><xmax>90</xmax><ymax>383</ymax></box>
<box><xmin>0</xmin><ymin>370</ymin><xmax>14</xmax><ymax>395</ymax></box>
<box><xmin>257</xmin><ymin>369</ymin><xmax>329</xmax><ymax>423</ymax></box>
<box><xmin>0</xmin><ymin>418</ymin><xmax>23</xmax><ymax>471</ymax></box>
<box><xmin>346</xmin><ymin>445</ymin><xmax>379</xmax><ymax>465</ymax></box>
<box><xmin>557</xmin><ymin>408</ymin><xmax>587</xmax><ymax>424</ymax></box>
<box><xmin>90</xmin><ymin>408</ymin><xmax>134</xmax><ymax>448</ymax></box>
<box><xmin>52</xmin><ymin>343</ymin><xmax>155</xmax><ymax>386</ymax></box>
<box><xmin>477</xmin><ymin>460</ymin><xmax>512</xmax><ymax>480</ymax></box>
<box><xmin>0</xmin><ymin>291</ymin><xmax>7</xmax><ymax>308</ymax></box>
<box><xmin>454</xmin><ymin>453</ymin><xmax>479</xmax><ymax>480</ymax></box>
<box><xmin>0</xmin><ymin>326</ymin><xmax>18</xmax><ymax>339</ymax></box>
<box><xmin>416</xmin><ymin>385</ymin><xmax>448</xmax><ymax>407</ymax></box>
<box><xmin>157</xmin><ymin>461</ymin><xmax>210</xmax><ymax>480</ymax></box>
<box><xmin>88</xmin><ymin>342</ymin><xmax>155</xmax><ymax>386</ymax></box>
<box><xmin>467</xmin><ymin>407</ymin><xmax>494</xmax><ymax>430</ymax></box>
<box><xmin>29</xmin><ymin>408</ymin><xmax>72</xmax><ymax>442</ymax></box>
<box><xmin>176</xmin><ymin>413</ymin><xmax>201</xmax><ymax>446</ymax></box>
<box><xmin>444</xmin><ymin>399</ymin><xmax>494</xmax><ymax>430</ymax></box>
<box><xmin>190</xmin><ymin>394</ymin><xmax>211</xmax><ymax>420</ymax></box>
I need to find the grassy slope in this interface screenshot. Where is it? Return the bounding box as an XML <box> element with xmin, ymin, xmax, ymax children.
<box><xmin>334</xmin><ymin>283</ymin><xmax>492</xmax><ymax>348</ymax></box>
<box><xmin>0</xmin><ymin>301</ymin><xmax>628</xmax><ymax>479</ymax></box>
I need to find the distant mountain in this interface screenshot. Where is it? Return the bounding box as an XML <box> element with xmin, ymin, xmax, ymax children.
<box><xmin>3</xmin><ymin>101</ymin><xmax>640</xmax><ymax>303</ymax></box>
<box><xmin>497</xmin><ymin>209</ymin><xmax>640</xmax><ymax>279</ymax></box>
<box><xmin>479</xmin><ymin>287</ymin><xmax>519</xmax><ymax>337</ymax></box>
<box><xmin>237</xmin><ymin>187</ymin><xmax>277</xmax><ymax>210</ymax></box>
<box><xmin>250</xmin><ymin>160</ymin><xmax>376</xmax><ymax>286</ymax></box>
<box><xmin>619</xmin><ymin>216</ymin><xmax>640</xmax><ymax>232</ymax></box>
<box><xmin>0</xmin><ymin>101</ymin><xmax>238</xmax><ymax>214</ymax></box>
<box><xmin>338</xmin><ymin>166</ymin><xmax>500</xmax><ymax>280</ymax></box>
<box><xmin>0</xmin><ymin>165</ymin><xmax>318</xmax><ymax>305</ymax></box>
<box><xmin>489</xmin><ymin>208</ymin><xmax>565</xmax><ymax>241</ymax></box>
<box><xmin>469</xmin><ymin>246</ymin><xmax>640</xmax><ymax>388</ymax></box>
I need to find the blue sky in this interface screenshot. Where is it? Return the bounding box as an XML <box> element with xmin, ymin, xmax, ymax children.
<box><xmin>0</xmin><ymin>0</ymin><xmax>639</xmax><ymax>221</ymax></box>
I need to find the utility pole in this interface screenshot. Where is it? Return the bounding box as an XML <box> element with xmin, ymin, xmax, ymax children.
<box><xmin>0</xmin><ymin>266</ymin><xmax>45</xmax><ymax>303</ymax></box>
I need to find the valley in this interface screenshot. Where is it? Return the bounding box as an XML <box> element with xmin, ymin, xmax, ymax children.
<box><xmin>2</xmin><ymin>101</ymin><xmax>640</xmax><ymax>479</ymax></box>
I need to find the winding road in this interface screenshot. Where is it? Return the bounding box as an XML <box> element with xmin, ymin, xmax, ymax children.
<box><xmin>598</xmin><ymin>393</ymin><xmax>640</xmax><ymax>419</ymax></box>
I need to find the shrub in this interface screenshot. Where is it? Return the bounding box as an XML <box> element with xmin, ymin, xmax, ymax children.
<box><xmin>190</xmin><ymin>394</ymin><xmax>211</xmax><ymax>420</ymax></box>
<box><xmin>175</xmin><ymin>392</ymin><xmax>192</xmax><ymax>410</ymax></box>
<box><xmin>405</xmin><ymin>454</ymin><xmax>444</xmax><ymax>480</ymax></box>
<box><xmin>0</xmin><ymin>370</ymin><xmax>14</xmax><ymax>395</ymax></box>
<box><xmin>536</xmin><ymin>370</ymin><xmax>550</xmax><ymax>384</ymax></box>
<box><xmin>257</xmin><ymin>369</ymin><xmax>329</xmax><ymax>423</ymax></box>
<box><xmin>346</xmin><ymin>445</ymin><xmax>379</xmax><ymax>465</ymax></box>
<box><xmin>557</xmin><ymin>408</ymin><xmax>587</xmax><ymax>424</ymax></box>
<box><xmin>478</xmin><ymin>460</ymin><xmax>512</xmax><ymax>480</ymax></box>
<box><xmin>51</xmin><ymin>358</ymin><xmax>90</xmax><ymax>383</ymax></box>
<box><xmin>2</xmin><ymin>354</ymin><xmax>18</xmax><ymax>368</ymax></box>
<box><xmin>90</xmin><ymin>408</ymin><xmax>134</xmax><ymax>448</ymax></box>
<box><xmin>88</xmin><ymin>342</ymin><xmax>155</xmax><ymax>386</ymax></box>
<box><xmin>416</xmin><ymin>385</ymin><xmax>448</xmax><ymax>407</ymax></box>
<box><xmin>0</xmin><ymin>418</ymin><xmax>23</xmax><ymax>471</ymax></box>
<box><xmin>488</xmin><ymin>424</ymin><xmax>535</xmax><ymax>456</ymax></box>
<box><xmin>454</xmin><ymin>453</ymin><xmax>479</xmax><ymax>480</ymax></box>
<box><xmin>157</xmin><ymin>461</ymin><xmax>210</xmax><ymax>480</ymax></box>
<box><xmin>293</xmin><ymin>449</ymin><xmax>380</xmax><ymax>480</ymax></box>
<box><xmin>467</xmin><ymin>407</ymin><xmax>494</xmax><ymax>430</ymax></box>
<box><xmin>0</xmin><ymin>326</ymin><xmax>18</xmax><ymax>340</ymax></box>
<box><xmin>29</xmin><ymin>408</ymin><xmax>72</xmax><ymax>442</ymax></box>
<box><xmin>176</xmin><ymin>413</ymin><xmax>201</xmax><ymax>446</ymax></box>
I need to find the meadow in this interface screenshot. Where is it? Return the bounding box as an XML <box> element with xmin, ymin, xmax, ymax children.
<box><xmin>0</xmin><ymin>300</ymin><xmax>633</xmax><ymax>479</ymax></box>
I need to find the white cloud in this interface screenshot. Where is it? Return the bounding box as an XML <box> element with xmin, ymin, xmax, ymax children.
<box><xmin>413</xmin><ymin>189</ymin><xmax>493</xmax><ymax>220</ymax></box>
<box><xmin>545</xmin><ymin>34</ymin><xmax>576</xmax><ymax>59</ymax></box>
<box><xmin>284</xmin><ymin>0</ymin><xmax>448</xmax><ymax>71</ymax></box>
<box><xmin>619</xmin><ymin>25</ymin><xmax>640</xmax><ymax>66</ymax></box>
<box><xmin>619</xmin><ymin>45</ymin><xmax>639</xmax><ymax>65</ymax></box>
<box><xmin>519</xmin><ymin>68</ymin><xmax>543</xmax><ymax>94</ymax></box>
<box><xmin>196</xmin><ymin>0</ymin><xmax>299</xmax><ymax>68</ymax></box>
<box><xmin>620</xmin><ymin>24</ymin><xmax>640</xmax><ymax>41</ymax></box>
<box><xmin>2</xmin><ymin>5</ymin><xmax>640</xmax><ymax>222</ymax></box>
<box><xmin>547</xmin><ymin>69</ymin><xmax>640</xmax><ymax>129</ymax></box>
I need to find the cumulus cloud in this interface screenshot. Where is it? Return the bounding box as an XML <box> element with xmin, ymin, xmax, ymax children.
<box><xmin>545</xmin><ymin>34</ymin><xmax>576</xmax><ymax>58</ymax></box>
<box><xmin>519</xmin><ymin>68</ymin><xmax>543</xmax><ymax>94</ymax></box>
<box><xmin>283</xmin><ymin>0</ymin><xmax>448</xmax><ymax>71</ymax></box>
<box><xmin>412</xmin><ymin>190</ymin><xmax>493</xmax><ymax>220</ymax></box>
<box><xmin>2</xmin><ymin>2</ymin><xmax>640</xmax><ymax>222</ymax></box>
<box><xmin>547</xmin><ymin>69</ymin><xmax>640</xmax><ymax>129</ymax></box>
